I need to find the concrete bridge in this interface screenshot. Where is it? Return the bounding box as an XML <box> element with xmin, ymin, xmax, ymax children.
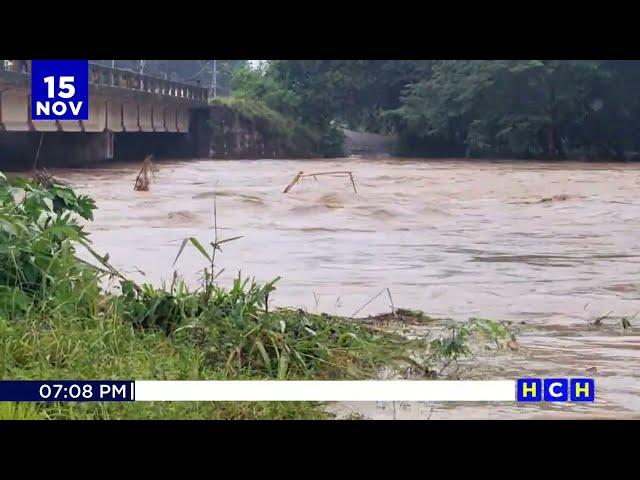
<box><xmin>0</xmin><ymin>60</ymin><xmax>211</xmax><ymax>168</ymax></box>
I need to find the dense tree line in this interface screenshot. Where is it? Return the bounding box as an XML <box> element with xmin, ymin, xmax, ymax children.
<box><xmin>231</xmin><ymin>60</ymin><xmax>430</xmax><ymax>154</ymax></box>
<box><xmin>230</xmin><ymin>60</ymin><xmax>640</xmax><ymax>160</ymax></box>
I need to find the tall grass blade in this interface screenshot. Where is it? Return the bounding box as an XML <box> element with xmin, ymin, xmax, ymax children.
<box><xmin>173</xmin><ymin>237</ymin><xmax>213</xmax><ymax>267</ymax></box>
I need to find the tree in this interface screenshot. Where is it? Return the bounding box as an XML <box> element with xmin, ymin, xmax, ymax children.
<box><xmin>395</xmin><ymin>60</ymin><xmax>611</xmax><ymax>158</ymax></box>
<box><xmin>262</xmin><ymin>60</ymin><xmax>430</xmax><ymax>132</ymax></box>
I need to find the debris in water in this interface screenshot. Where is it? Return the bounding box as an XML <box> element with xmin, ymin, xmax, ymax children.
<box><xmin>283</xmin><ymin>170</ymin><xmax>358</xmax><ymax>194</ymax></box>
<box><xmin>539</xmin><ymin>193</ymin><xmax>569</xmax><ymax>203</ymax></box>
<box><xmin>591</xmin><ymin>311</ymin><xmax>613</xmax><ymax>326</ymax></box>
<box><xmin>32</xmin><ymin>169</ymin><xmax>71</xmax><ymax>188</ymax></box>
<box><xmin>512</xmin><ymin>193</ymin><xmax>572</xmax><ymax>205</ymax></box>
<box><xmin>134</xmin><ymin>155</ymin><xmax>157</xmax><ymax>192</ymax></box>
<box><xmin>283</xmin><ymin>171</ymin><xmax>304</xmax><ymax>193</ymax></box>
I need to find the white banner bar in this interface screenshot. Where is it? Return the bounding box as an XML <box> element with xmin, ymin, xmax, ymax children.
<box><xmin>134</xmin><ymin>380</ymin><xmax>516</xmax><ymax>402</ymax></box>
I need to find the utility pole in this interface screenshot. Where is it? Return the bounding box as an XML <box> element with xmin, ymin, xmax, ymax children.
<box><xmin>210</xmin><ymin>60</ymin><xmax>217</xmax><ymax>98</ymax></box>
<box><xmin>111</xmin><ymin>60</ymin><xmax>115</xmax><ymax>68</ymax></box>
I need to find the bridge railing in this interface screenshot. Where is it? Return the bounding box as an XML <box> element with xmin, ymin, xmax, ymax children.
<box><xmin>89</xmin><ymin>64</ymin><xmax>208</xmax><ymax>103</ymax></box>
<box><xmin>1</xmin><ymin>60</ymin><xmax>208</xmax><ymax>103</ymax></box>
<box><xmin>1</xmin><ymin>60</ymin><xmax>30</xmax><ymax>73</ymax></box>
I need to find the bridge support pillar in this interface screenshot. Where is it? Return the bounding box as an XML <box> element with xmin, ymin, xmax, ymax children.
<box><xmin>0</xmin><ymin>131</ymin><xmax>114</xmax><ymax>169</ymax></box>
<box><xmin>0</xmin><ymin>89</ymin><xmax>31</xmax><ymax>131</ymax></box>
<box><xmin>189</xmin><ymin>107</ymin><xmax>212</xmax><ymax>158</ymax></box>
<box><xmin>42</xmin><ymin>131</ymin><xmax>114</xmax><ymax>166</ymax></box>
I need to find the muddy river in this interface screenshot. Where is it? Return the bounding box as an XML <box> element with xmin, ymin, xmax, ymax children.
<box><xmin>44</xmin><ymin>158</ymin><xmax>640</xmax><ymax>419</ymax></box>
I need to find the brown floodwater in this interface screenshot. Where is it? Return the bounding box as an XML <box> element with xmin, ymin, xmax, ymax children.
<box><xmin>42</xmin><ymin>158</ymin><xmax>640</xmax><ymax>419</ymax></box>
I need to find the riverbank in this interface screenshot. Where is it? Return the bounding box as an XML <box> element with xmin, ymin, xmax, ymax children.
<box><xmin>0</xmin><ymin>170</ymin><xmax>516</xmax><ymax>420</ymax></box>
<box><xmin>3</xmin><ymin>159</ymin><xmax>638</xmax><ymax>419</ymax></box>
<box><xmin>34</xmin><ymin>158</ymin><xmax>640</xmax><ymax>418</ymax></box>
<box><xmin>207</xmin><ymin>98</ymin><xmax>322</xmax><ymax>159</ymax></box>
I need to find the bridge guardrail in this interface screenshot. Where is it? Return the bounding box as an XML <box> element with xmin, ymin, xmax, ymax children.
<box><xmin>1</xmin><ymin>60</ymin><xmax>208</xmax><ymax>104</ymax></box>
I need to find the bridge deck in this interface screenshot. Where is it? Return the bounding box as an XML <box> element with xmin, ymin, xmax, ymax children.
<box><xmin>0</xmin><ymin>60</ymin><xmax>210</xmax><ymax>134</ymax></box>
<box><xmin>0</xmin><ymin>60</ymin><xmax>209</xmax><ymax>104</ymax></box>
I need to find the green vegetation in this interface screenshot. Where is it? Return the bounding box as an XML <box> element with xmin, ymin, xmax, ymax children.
<box><xmin>230</xmin><ymin>60</ymin><xmax>640</xmax><ymax>160</ymax></box>
<box><xmin>0</xmin><ymin>173</ymin><xmax>514</xmax><ymax>419</ymax></box>
<box><xmin>230</xmin><ymin>63</ymin><xmax>358</xmax><ymax>156</ymax></box>
<box><xmin>231</xmin><ymin>61</ymin><xmax>429</xmax><ymax>131</ymax></box>
<box><xmin>209</xmin><ymin>97</ymin><xmax>321</xmax><ymax>156</ymax></box>
<box><xmin>89</xmin><ymin>60</ymin><xmax>640</xmax><ymax>159</ymax></box>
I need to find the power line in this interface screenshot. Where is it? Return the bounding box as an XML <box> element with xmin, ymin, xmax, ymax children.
<box><xmin>183</xmin><ymin>60</ymin><xmax>212</xmax><ymax>81</ymax></box>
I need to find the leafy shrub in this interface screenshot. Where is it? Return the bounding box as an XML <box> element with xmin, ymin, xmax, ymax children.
<box><xmin>0</xmin><ymin>174</ymin><xmax>100</xmax><ymax>316</ymax></box>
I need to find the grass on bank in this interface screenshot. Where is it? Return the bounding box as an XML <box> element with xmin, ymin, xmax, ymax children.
<box><xmin>0</xmin><ymin>171</ymin><xmax>513</xmax><ymax>419</ymax></box>
<box><xmin>0</xmin><ymin>171</ymin><xmax>412</xmax><ymax>419</ymax></box>
<box><xmin>210</xmin><ymin>97</ymin><xmax>346</xmax><ymax>157</ymax></box>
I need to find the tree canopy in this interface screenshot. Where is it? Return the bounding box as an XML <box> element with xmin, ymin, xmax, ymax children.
<box><xmin>228</xmin><ymin>60</ymin><xmax>640</xmax><ymax>160</ymax></box>
<box><xmin>93</xmin><ymin>60</ymin><xmax>640</xmax><ymax>159</ymax></box>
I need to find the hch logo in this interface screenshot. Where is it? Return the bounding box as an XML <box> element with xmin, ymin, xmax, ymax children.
<box><xmin>517</xmin><ymin>378</ymin><xmax>595</xmax><ymax>402</ymax></box>
<box><xmin>31</xmin><ymin>60</ymin><xmax>88</xmax><ymax>120</ymax></box>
